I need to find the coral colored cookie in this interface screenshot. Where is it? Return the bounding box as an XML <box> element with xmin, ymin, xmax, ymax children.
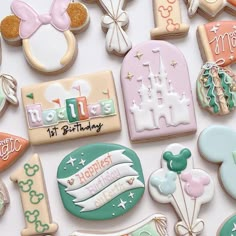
<box><xmin>84</xmin><ymin>0</ymin><xmax>132</xmax><ymax>56</ymax></box>
<box><xmin>149</xmin><ymin>143</ymin><xmax>214</xmax><ymax>236</ymax></box>
<box><xmin>217</xmin><ymin>214</ymin><xmax>236</xmax><ymax>236</ymax></box>
<box><xmin>1</xmin><ymin>0</ymin><xmax>89</xmax><ymax>74</ymax></box>
<box><xmin>151</xmin><ymin>0</ymin><xmax>189</xmax><ymax>39</ymax></box>
<box><xmin>121</xmin><ymin>40</ymin><xmax>197</xmax><ymax>143</ymax></box>
<box><xmin>0</xmin><ymin>74</ymin><xmax>18</xmax><ymax>117</ymax></box>
<box><xmin>198</xmin><ymin>125</ymin><xmax>236</xmax><ymax>199</ymax></box>
<box><xmin>0</xmin><ymin>132</ymin><xmax>29</xmax><ymax>172</ymax></box>
<box><xmin>10</xmin><ymin>154</ymin><xmax>58</xmax><ymax>236</ymax></box>
<box><xmin>0</xmin><ymin>179</ymin><xmax>10</xmax><ymax>217</ymax></box>
<box><xmin>21</xmin><ymin>71</ymin><xmax>121</xmax><ymax>145</ymax></box>
<box><xmin>197</xmin><ymin>21</ymin><xmax>236</xmax><ymax>115</ymax></box>
<box><xmin>187</xmin><ymin>0</ymin><xmax>236</xmax><ymax>19</ymax></box>
<box><xmin>57</xmin><ymin>143</ymin><xmax>145</xmax><ymax>220</ymax></box>
<box><xmin>70</xmin><ymin>214</ymin><xmax>168</xmax><ymax>236</ymax></box>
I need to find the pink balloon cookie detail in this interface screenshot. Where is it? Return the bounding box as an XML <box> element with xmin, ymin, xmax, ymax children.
<box><xmin>1</xmin><ymin>0</ymin><xmax>90</xmax><ymax>74</ymax></box>
<box><xmin>121</xmin><ymin>40</ymin><xmax>197</xmax><ymax>143</ymax></box>
<box><xmin>149</xmin><ymin>143</ymin><xmax>214</xmax><ymax>236</ymax></box>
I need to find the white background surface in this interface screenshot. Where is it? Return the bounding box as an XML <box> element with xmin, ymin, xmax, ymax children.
<box><xmin>0</xmin><ymin>0</ymin><xmax>235</xmax><ymax>235</ymax></box>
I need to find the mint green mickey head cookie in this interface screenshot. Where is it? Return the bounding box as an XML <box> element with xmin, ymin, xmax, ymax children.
<box><xmin>57</xmin><ymin>143</ymin><xmax>145</xmax><ymax>220</ymax></box>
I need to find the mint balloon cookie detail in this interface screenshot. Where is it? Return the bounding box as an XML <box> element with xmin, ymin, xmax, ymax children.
<box><xmin>21</xmin><ymin>71</ymin><xmax>121</xmax><ymax>145</ymax></box>
<box><xmin>70</xmin><ymin>214</ymin><xmax>168</xmax><ymax>236</ymax></box>
<box><xmin>198</xmin><ymin>125</ymin><xmax>236</xmax><ymax>199</ymax></box>
<box><xmin>149</xmin><ymin>143</ymin><xmax>214</xmax><ymax>236</ymax></box>
<box><xmin>57</xmin><ymin>143</ymin><xmax>145</xmax><ymax>220</ymax></box>
<box><xmin>1</xmin><ymin>0</ymin><xmax>89</xmax><ymax>74</ymax></box>
<box><xmin>10</xmin><ymin>154</ymin><xmax>58</xmax><ymax>236</ymax></box>
<box><xmin>121</xmin><ymin>40</ymin><xmax>197</xmax><ymax>143</ymax></box>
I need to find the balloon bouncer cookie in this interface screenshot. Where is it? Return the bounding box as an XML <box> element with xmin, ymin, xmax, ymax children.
<box><xmin>121</xmin><ymin>40</ymin><xmax>197</xmax><ymax>143</ymax></box>
<box><xmin>1</xmin><ymin>0</ymin><xmax>90</xmax><ymax>74</ymax></box>
<box><xmin>57</xmin><ymin>143</ymin><xmax>145</xmax><ymax>220</ymax></box>
<box><xmin>149</xmin><ymin>143</ymin><xmax>214</xmax><ymax>236</ymax></box>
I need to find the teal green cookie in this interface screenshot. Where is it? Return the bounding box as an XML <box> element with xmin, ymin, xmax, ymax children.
<box><xmin>219</xmin><ymin>214</ymin><xmax>236</xmax><ymax>236</ymax></box>
<box><xmin>57</xmin><ymin>143</ymin><xmax>145</xmax><ymax>220</ymax></box>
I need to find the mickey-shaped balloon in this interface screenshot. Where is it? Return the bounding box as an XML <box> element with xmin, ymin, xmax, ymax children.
<box><xmin>149</xmin><ymin>143</ymin><xmax>214</xmax><ymax>236</ymax></box>
<box><xmin>198</xmin><ymin>125</ymin><xmax>236</xmax><ymax>199</ymax></box>
<box><xmin>1</xmin><ymin>0</ymin><xmax>90</xmax><ymax>74</ymax></box>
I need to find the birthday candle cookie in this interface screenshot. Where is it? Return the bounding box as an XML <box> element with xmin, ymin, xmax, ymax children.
<box><xmin>1</xmin><ymin>0</ymin><xmax>90</xmax><ymax>74</ymax></box>
<box><xmin>198</xmin><ymin>125</ymin><xmax>236</xmax><ymax>199</ymax></box>
<box><xmin>57</xmin><ymin>143</ymin><xmax>145</xmax><ymax>220</ymax></box>
<box><xmin>121</xmin><ymin>40</ymin><xmax>196</xmax><ymax>143</ymax></box>
<box><xmin>149</xmin><ymin>143</ymin><xmax>214</xmax><ymax>236</ymax></box>
<box><xmin>151</xmin><ymin>0</ymin><xmax>189</xmax><ymax>39</ymax></box>
<box><xmin>187</xmin><ymin>0</ymin><xmax>236</xmax><ymax>19</ymax></box>
<box><xmin>70</xmin><ymin>214</ymin><xmax>168</xmax><ymax>235</ymax></box>
<box><xmin>21</xmin><ymin>71</ymin><xmax>121</xmax><ymax>145</ymax></box>
<box><xmin>0</xmin><ymin>74</ymin><xmax>18</xmax><ymax>117</ymax></box>
<box><xmin>10</xmin><ymin>154</ymin><xmax>58</xmax><ymax>236</ymax></box>
<box><xmin>197</xmin><ymin>21</ymin><xmax>236</xmax><ymax>115</ymax></box>
<box><xmin>84</xmin><ymin>0</ymin><xmax>132</xmax><ymax>56</ymax></box>
<box><xmin>0</xmin><ymin>179</ymin><xmax>10</xmax><ymax>217</ymax></box>
<box><xmin>0</xmin><ymin>132</ymin><xmax>29</xmax><ymax>172</ymax></box>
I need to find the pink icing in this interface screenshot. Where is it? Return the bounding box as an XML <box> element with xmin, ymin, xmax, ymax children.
<box><xmin>120</xmin><ymin>41</ymin><xmax>197</xmax><ymax>142</ymax></box>
<box><xmin>11</xmin><ymin>0</ymin><xmax>71</xmax><ymax>39</ymax></box>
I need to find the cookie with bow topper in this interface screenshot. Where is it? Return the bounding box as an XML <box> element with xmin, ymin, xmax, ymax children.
<box><xmin>197</xmin><ymin>21</ymin><xmax>236</xmax><ymax>115</ymax></box>
<box><xmin>57</xmin><ymin>143</ymin><xmax>145</xmax><ymax>220</ymax></box>
<box><xmin>0</xmin><ymin>132</ymin><xmax>29</xmax><ymax>172</ymax></box>
<box><xmin>121</xmin><ymin>40</ymin><xmax>197</xmax><ymax>143</ymax></box>
<box><xmin>149</xmin><ymin>143</ymin><xmax>214</xmax><ymax>236</ymax></box>
<box><xmin>84</xmin><ymin>0</ymin><xmax>132</xmax><ymax>56</ymax></box>
<box><xmin>1</xmin><ymin>0</ymin><xmax>90</xmax><ymax>74</ymax></box>
<box><xmin>70</xmin><ymin>214</ymin><xmax>168</xmax><ymax>236</ymax></box>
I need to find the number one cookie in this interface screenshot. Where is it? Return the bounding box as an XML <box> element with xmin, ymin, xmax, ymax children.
<box><xmin>151</xmin><ymin>0</ymin><xmax>189</xmax><ymax>39</ymax></box>
<box><xmin>10</xmin><ymin>154</ymin><xmax>58</xmax><ymax>236</ymax></box>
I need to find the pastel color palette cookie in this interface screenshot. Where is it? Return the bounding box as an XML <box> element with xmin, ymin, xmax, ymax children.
<box><xmin>57</xmin><ymin>143</ymin><xmax>145</xmax><ymax>220</ymax></box>
<box><xmin>149</xmin><ymin>143</ymin><xmax>214</xmax><ymax>236</ymax></box>
<box><xmin>21</xmin><ymin>71</ymin><xmax>121</xmax><ymax>145</ymax></box>
<box><xmin>198</xmin><ymin>125</ymin><xmax>236</xmax><ymax>199</ymax></box>
<box><xmin>70</xmin><ymin>214</ymin><xmax>168</xmax><ymax>236</ymax></box>
<box><xmin>0</xmin><ymin>132</ymin><xmax>29</xmax><ymax>172</ymax></box>
<box><xmin>121</xmin><ymin>40</ymin><xmax>197</xmax><ymax>143</ymax></box>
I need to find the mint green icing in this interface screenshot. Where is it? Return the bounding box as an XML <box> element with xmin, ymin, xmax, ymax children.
<box><xmin>131</xmin><ymin>221</ymin><xmax>160</xmax><ymax>236</ymax></box>
<box><xmin>57</xmin><ymin>143</ymin><xmax>145</xmax><ymax>220</ymax></box>
<box><xmin>219</xmin><ymin>215</ymin><xmax>236</xmax><ymax>236</ymax></box>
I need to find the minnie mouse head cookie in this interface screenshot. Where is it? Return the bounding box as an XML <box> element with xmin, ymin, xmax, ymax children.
<box><xmin>149</xmin><ymin>143</ymin><xmax>214</xmax><ymax>236</ymax></box>
<box><xmin>1</xmin><ymin>0</ymin><xmax>90</xmax><ymax>74</ymax></box>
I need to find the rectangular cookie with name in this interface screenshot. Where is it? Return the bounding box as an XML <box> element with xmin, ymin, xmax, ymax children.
<box><xmin>21</xmin><ymin>71</ymin><xmax>121</xmax><ymax>145</ymax></box>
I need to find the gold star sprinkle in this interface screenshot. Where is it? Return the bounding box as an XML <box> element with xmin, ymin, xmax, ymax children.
<box><xmin>134</xmin><ymin>51</ymin><xmax>143</xmax><ymax>60</ymax></box>
<box><xmin>126</xmin><ymin>72</ymin><xmax>134</xmax><ymax>80</ymax></box>
<box><xmin>171</xmin><ymin>60</ymin><xmax>177</xmax><ymax>68</ymax></box>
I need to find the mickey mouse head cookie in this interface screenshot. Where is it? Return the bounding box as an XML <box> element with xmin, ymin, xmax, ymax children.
<box><xmin>1</xmin><ymin>0</ymin><xmax>90</xmax><ymax>74</ymax></box>
<box><xmin>149</xmin><ymin>143</ymin><xmax>214</xmax><ymax>236</ymax></box>
<box><xmin>198</xmin><ymin>125</ymin><xmax>236</xmax><ymax>199</ymax></box>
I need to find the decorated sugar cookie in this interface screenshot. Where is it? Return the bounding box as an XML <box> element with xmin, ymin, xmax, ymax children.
<box><xmin>70</xmin><ymin>214</ymin><xmax>168</xmax><ymax>236</ymax></box>
<box><xmin>217</xmin><ymin>214</ymin><xmax>236</xmax><ymax>236</ymax></box>
<box><xmin>197</xmin><ymin>21</ymin><xmax>236</xmax><ymax>115</ymax></box>
<box><xmin>121</xmin><ymin>40</ymin><xmax>197</xmax><ymax>143</ymax></box>
<box><xmin>0</xmin><ymin>179</ymin><xmax>10</xmax><ymax>217</ymax></box>
<box><xmin>187</xmin><ymin>0</ymin><xmax>236</xmax><ymax>19</ymax></box>
<box><xmin>57</xmin><ymin>143</ymin><xmax>145</xmax><ymax>220</ymax></box>
<box><xmin>151</xmin><ymin>0</ymin><xmax>189</xmax><ymax>39</ymax></box>
<box><xmin>0</xmin><ymin>74</ymin><xmax>18</xmax><ymax>117</ymax></box>
<box><xmin>21</xmin><ymin>71</ymin><xmax>121</xmax><ymax>145</ymax></box>
<box><xmin>149</xmin><ymin>143</ymin><xmax>214</xmax><ymax>236</ymax></box>
<box><xmin>11</xmin><ymin>154</ymin><xmax>58</xmax><ymax>236</ymax></box>
<box><xmin>84</xmin><ymin>0</ymin><xmax>132</xmax><ymax>56</ymax></box>
<box><xmin>198</xmin><ymin>125</ymin><xmax>236</xmax><ymax>199</ymax></box>
<box><xmin>0</xmin><ymin>132</ymin><xmax>29</xmax><ymax>172</ymax></box>
<box><xmin>1</xmin><ymin>0</ymin><xmax>89</xmax><ymax>74</ymax></box>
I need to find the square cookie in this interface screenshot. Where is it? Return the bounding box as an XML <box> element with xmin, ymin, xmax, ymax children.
<box><xmin>22</xmin><ymin>71</ymin><xmax>121</xmax><ymax>145</ymax></box>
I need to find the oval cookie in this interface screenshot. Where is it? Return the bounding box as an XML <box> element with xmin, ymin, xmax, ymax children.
<box><xmin>121</xmin><ymin>40</ymin><xmax>197</xmax><ymax>143</ymax></box>
<box><xmin>57</xmin><ymin>143</ymin><xmax>145</xmax><ymax>220</ymax></box>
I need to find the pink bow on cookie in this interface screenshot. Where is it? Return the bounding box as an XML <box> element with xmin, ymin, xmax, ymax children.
<box><xmin>11</xmin><ymin>0</ymin><xmax>71</xmax><ymax>39</ymax></box>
